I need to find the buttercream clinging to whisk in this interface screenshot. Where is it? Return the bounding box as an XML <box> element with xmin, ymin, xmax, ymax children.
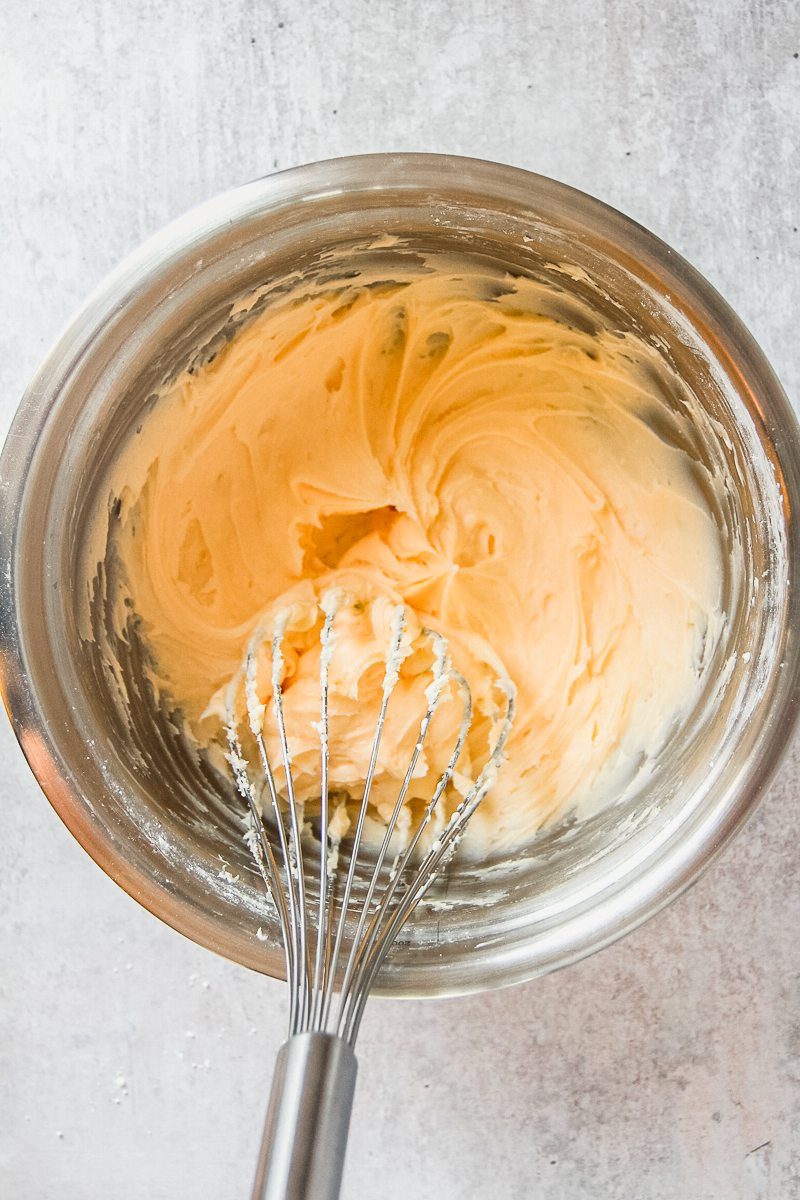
<box><xmin>86</xmin><ymin>258</ymin><xmax>726</xmax><ymax>849</ymax></box>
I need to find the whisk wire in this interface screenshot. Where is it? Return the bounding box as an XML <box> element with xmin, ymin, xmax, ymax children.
<box><xmin>337</xmin><ymin>667</ymin><xmax>475</xmax><ymax>1039</ymax></box>
<box><xmin>245</xmin><ymin>640</ymin><xmax>307</xmax><ymax>1033</ymax></box>
<box><xmin>320</xmin><ymin>607</ymin><xmax>408</xmax><ymax>1032</ymax></box>
<box><xmin>333</xmin><ymin>628</ymin><xmax>451</xmax><ymax>1036</ymax></box>
<box><xmin>342</xmin><ymin>678</ymin><xmax>515</xmax><ymax>1044</ymax></box>
<box><xmin>225</xmin><ymin>716</ymin><xmax>295</xmax><ymax>1008</ymax></box>
<box><xmin>270</xmin><ymin>614</ymin><xmax>313</xmax><ymax>1032</ymax></box>
<box><xmin>311</xmin><ymin>594</ymin><xmax>338</xmax><ymax>1031</ymax></box>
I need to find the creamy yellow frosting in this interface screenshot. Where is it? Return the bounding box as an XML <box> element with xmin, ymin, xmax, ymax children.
<box><xmin>91</xmin><ymin>262</ymin><xmax>725</xmax><ymax>849</ymax></box>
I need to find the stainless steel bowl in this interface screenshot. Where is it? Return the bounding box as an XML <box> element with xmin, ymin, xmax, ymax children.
<box><xmin>2</xmin><ymin>153</ymin><xmax>798</xmax><ymax>996</ymax></box>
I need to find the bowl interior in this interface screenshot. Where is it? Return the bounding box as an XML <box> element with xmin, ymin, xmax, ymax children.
<box><xmin>3</xmin><ymin>158</ymin><xmax>796</xmax><ymax>994</ymax></box>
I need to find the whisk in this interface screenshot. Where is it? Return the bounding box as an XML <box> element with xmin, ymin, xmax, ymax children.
<box><xmin>224</xmin><ymin>594</ymin><xmax>515</xmax><ymax>1200</ymax></box>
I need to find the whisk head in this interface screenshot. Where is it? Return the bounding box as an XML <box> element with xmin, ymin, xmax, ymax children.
<box><xmin>224</xmin><ymin>592</ymin><xmax>515</xmax><ymax>1046</ymax></box>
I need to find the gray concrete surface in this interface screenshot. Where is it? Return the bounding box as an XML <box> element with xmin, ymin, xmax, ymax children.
<box><xmin>1</xmin><ymin>1</ymin><xmax>799</xmax><ymax>1197</ymax></box>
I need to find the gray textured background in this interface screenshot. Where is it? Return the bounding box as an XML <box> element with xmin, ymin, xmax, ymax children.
<box><xmin>1</xmin><ymin>2</ymin><xmax>799</xmax><ymax>1197</ymax></box>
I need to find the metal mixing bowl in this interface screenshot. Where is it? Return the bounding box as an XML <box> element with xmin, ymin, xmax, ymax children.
<box><xmin>2</xmin><ymin>154</ymin><xmax>798</xmax><ymax>995</ymax></box>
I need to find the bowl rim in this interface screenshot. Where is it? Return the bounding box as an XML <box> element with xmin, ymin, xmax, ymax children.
<box><xmin>2</xmin><ymin>151</ymin><xmax>799</xmax><ymax>997</ymax></box>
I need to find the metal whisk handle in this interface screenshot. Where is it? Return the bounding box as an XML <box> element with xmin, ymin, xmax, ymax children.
<box><xmin>252</xmin><ymin>1032</ymin><xmax>358</xmax><ymax>1200</ymax></box>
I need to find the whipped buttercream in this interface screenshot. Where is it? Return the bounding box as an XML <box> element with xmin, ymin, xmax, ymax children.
<box><xmin>87</xmin><ymin>262</ymin><xmax>726</xmax><ymax>849</ymax></box>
